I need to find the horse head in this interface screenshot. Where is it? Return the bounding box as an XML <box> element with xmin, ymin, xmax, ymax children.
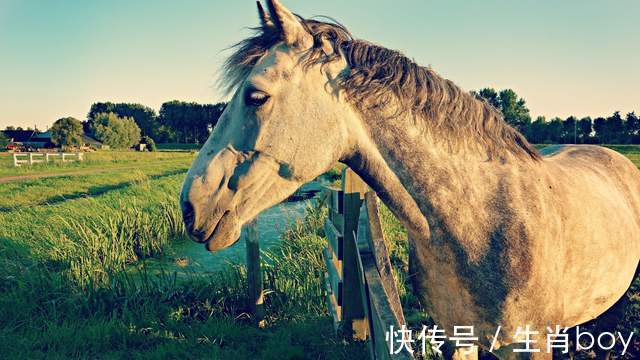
<box><xmin>180</xmin><ymin>0</ymin><xmax>358</xmax><ymax>251</ymax></box>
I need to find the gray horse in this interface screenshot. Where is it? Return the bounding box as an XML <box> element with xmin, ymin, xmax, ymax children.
<box><xmin>180</xmin><ymin>1</ymin><xmax>639</xmax><ymax>358</ymax></box>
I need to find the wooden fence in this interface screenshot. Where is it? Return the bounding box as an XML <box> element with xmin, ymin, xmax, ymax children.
<box><xmin>322</xmin><ymin>168</ymin><xmax>412</xmax><ymax>359</ymax></box>
<box><xmin>244</xmin><ymin>168</ymin><xmax>413</xmax><ymax>359</ymax></box>
<box><xmin>13</xmin><ymin>152</ymin><xmax>84</xmax><ymax>167</ymax></box>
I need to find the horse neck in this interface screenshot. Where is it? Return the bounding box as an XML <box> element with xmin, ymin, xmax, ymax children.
<box><xmin>346</xmin><ymin>109</ymin><xmax>528</xmax><ymax>240</ymax></box>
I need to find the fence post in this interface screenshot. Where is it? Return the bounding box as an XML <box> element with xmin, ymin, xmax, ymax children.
<box><xmin>13</xmin><ymin>153</ymin><xmax>18</xmax><ymax>167</ymax></box>
<box><xmin>341</xmin><ymin>168</ymin><xmax>369</xmax><ymax>339</ymax></box>
<box><xmin>245</xmin><ymin>219</ymin><xmax>265</xmax><ymax>327</ymax></box>
<box><xmin>29</xmin><ymin>153</ymin><xmax>34</xmax><ymax>165</ymax></box>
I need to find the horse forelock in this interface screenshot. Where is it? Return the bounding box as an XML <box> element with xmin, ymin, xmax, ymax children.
<box><xmin>221</xmin><ymin>17</ymin><xmax>541</xmax><ymax>161</ymax></box>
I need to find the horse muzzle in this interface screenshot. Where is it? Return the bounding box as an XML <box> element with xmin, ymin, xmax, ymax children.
<box><xmin>180</xmin><ymin>146</ymin><xmax>301</xmax><ymax>251</ymax></box>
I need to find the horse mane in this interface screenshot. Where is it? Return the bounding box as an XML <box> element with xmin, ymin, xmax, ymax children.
<box><xmin>222</xmin><ymin>17</ymin><xmax>541</xmax><ymax>161</ymax></box>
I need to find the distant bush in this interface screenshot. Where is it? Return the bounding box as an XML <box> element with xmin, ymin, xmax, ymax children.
<box><xmin>51</xmin><ymin>117</ymin><xmax>84</xmax><ymax>150</ymax></box>
<box><xmin>91</xmin><ymin>112</ymin><xmax>141</xmax><ymax>149</ymax></box>
<box><xmin>140</xmin><ymin>136</ymin><xmax>157</xmax><ymax>152</ymax></box>
<box><xmin>0</xmin><ymin>132</ymin><xmax>9</xmax><ymax>149</ymax></box>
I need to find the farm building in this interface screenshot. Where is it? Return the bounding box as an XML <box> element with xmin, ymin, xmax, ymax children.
<box><xmin>24</xmin><ymin>130</ymin><xmax>56</xmax><ymax>149</ymax></box>
<box><xmin>1</xmin><ymin>129</ymin><xmax>55</xmax><ymax>151</ymax></box>
<box><xmin>1</xmin><ymin>129</ymin><xmax>106</xmax><ymax>151</ymax></box>
<box><xmin>82</xmin><ymin>135</ymin><xmax>109</xmax><ymax>150</ymax></box>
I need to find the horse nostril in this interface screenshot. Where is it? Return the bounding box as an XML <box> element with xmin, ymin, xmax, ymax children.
<box><xmin>181</xmin><ymin>201</ymin><xmax>196</xmax><ymax>231</ymax></box>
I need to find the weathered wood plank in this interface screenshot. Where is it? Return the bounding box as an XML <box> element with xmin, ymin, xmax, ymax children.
<box><xmin>245</xmin><ymin>220</ymin><xmax>264</xmax><ymax>326</ymax></box>
<box><xmin>342</xmin><ymin>168</ymin><xmax>368</xmax><ymax>199</ymax></box>
<box><xmin>342</xmin><ymin>191</ymin><xmax>367</xmax><ymax>339</ymax></box>
<box><xmin>323</xmin><ymin>272</ymin><xmax>341</xmax><ymax>332</ymax></box>
<box><xmin>332</xmin><ymin>189</ymin><xmax>344</xmax><ymax>214</ymax></box>
<box><xmin>319</xmin><ymin>188</ymin><xmax>332</xmax><ymax>208</ymax></box>
<box><xmin>352</xmin><ymin>229</ymin><xmax>374</xmax><ymax>358</ymax></box>
<box><xmin>331</xmin><ymin>210</ymin><xmax>344</xmax><ymax>232</ymax></box>
<box><xmin>364</xmin><ymin>192</ymin><xmax>405</xmax><ymax>327</ymax></box>
<box><xmin>325</xmin><ymin>241</ymin><xmax>343</xmax><ymax>275</ymax></box>
<box><xmin>323</xmin><ymin>247</ymin><xmax>343</xmax><ymax>305</ymax></box>
<box><xmin>324</xmin><ymin>218</ymin><xmax>343</xmax><ymax>260</ymax></box>
<box><xmin>363</xmin><ymin>253</ymin><xmax>413</xmax><ymax>359</ymax></box>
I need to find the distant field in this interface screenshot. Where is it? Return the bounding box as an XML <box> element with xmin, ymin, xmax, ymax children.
<box><xmin>604</xmin><ymin>144</ymin><xmax>640</xmax><ymax>167</ymax></box>
<box><xmin>0</xmin><ymin>150</ymin><xmax>197</xmax><ymax>177</ymax></box>
<box><xmin>156</xmin><ymin>143</ymin><xmax>203</xmax><ymax>150</ymax></box>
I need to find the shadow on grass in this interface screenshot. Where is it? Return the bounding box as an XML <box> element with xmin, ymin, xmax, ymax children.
<box><xmin>0</xmin><ymin>169</ymin><xmax>188</xmax><ymax>212</ymax></box>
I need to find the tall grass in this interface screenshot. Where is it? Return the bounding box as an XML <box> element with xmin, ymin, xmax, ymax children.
<box><xmin>52</xmin><ymin>201</ymin><xmax>185</xmax><ymax>287</ymax></box>
<box><xmin>262</xmin><ymin>203</ymin><xmax>328</xmax><ymax>319</ymax></box>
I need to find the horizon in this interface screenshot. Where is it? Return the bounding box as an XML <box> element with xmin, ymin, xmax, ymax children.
<box><xmin>1</xmin><ymin>0</ymin><xmax>638</xmax><ymax>129</ymax></box>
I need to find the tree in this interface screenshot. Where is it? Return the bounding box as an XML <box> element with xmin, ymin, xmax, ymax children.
<box><xmin>578</xmin><ymin>117</ymin><xmax>593</xmax><ymax>144</ymax></box>
<box><xmin>471</xmin><ymin>88</ymin><xmax>499</xmax><ymax>108</ymax></box>
<box><xmin>140</xmin><ymin>136</ymin><xmax>157</xmax><ymax>152</ymax></box>
<box><xmin>561</xmin><ymin>116</ymin><xmax>577</xmax><ymax>144</ymax></box>
<box><xmin>546</xmin><ymin>117</ymin><xmax>563</xmax><ymax>144</ymax></box>
<box><xmin>90</xmin><ymin>112</ymin><xmax>141</xmax><ymax>149</ymax></box>
<box><xmin>158</xmin><ymin>101</ymin><xmax>225</xmax><ymax>143</ymax></box>
<box><xmin>50</xmin><ymin>117</ymin><xmax>84</xmax><ymax>149</ymax></box>
<box><xmin>607</xmin><ymin>111</ymin><xmax>625</xmax><ymax>143</ymax></box>
<box><xmin>593</xmin><ymin>117</ymin><xmax>608</xmax><ymax>143</ymax></box>
<box><xmin>593</xmin><ymin>112</ymin><xmax>625</xmax><ymax>144</ymax></box>
<box><xmin>88</xmin><ymin>102</ymin><xmax>158</xmax><ymax>139</ymax></box>
<box><xmin>0</xmin><ymin>132</ymin><xmax>10</xmax><ymax>149</ymax></box>
<box><xmin>473</xmin><ymin>88</ymin><xmax>531</xmax><ymax>133</ymax></box>
<box><xmin>498</xmin><ymin>89</ymin><xmax>532</xmax><ymax>132</ymax></box>
<box><xmin>625</xmin><ymin>112</ymin><xmax>639</xmax><ymax>144</ymax></box>
<box><xmin>527</xmin><ymin>116</ymin><xmax>547</xmax><ymax>144</ymax></box>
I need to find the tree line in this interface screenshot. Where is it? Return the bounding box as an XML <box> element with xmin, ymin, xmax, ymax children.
<box><xmin>473</xmin><ymin>88</ymin><xmax>640</xmax><ymax>144</ymax></box>
<box><xmin>24</xmin><ymin>100</ymin><xmax>226</xmax><ymax>150</ymax></box>
<box><xmin>4</xmin><ymin>91</ymin><xmax>638</xmax><ymax>149</ymax></box>
<box><xmin>84</xmin><ymin>93</ymin><xmax>636</xmax><ymax>146</ymax></box>
<box><xmin>86</xmin><ymin>101</ymin><xmax>226</xmax><ymax>144</ymax></box>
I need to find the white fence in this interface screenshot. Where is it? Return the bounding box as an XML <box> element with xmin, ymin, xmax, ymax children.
<box><xmin>13</xmin><ymin>152</ymin><xmax>84</xmax><ymax>167</ymax></box>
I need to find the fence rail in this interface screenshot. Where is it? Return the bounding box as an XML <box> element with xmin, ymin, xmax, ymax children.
<box><xmin>322</xmin><ymin>168</ymin><xmax>412</xmax><ymax>359</ymax></box>
<box><xmin>243</xmin><ymin>168</ymin><xmax>414</xmax><ymax>359</ymax></box>
<box><xmin>13</xmin><ymin>152</ymin><xmax>84</xmax><ymax>167</ymax></box>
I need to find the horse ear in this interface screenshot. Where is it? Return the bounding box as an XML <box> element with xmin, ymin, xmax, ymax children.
<box><xmin>256</xmin><ymin>1</ymin><xmax>274</xmax><ymax>29</ymax></box>
<box><xmin>265</xmin><ymin>0</ymin><xmax>313</xmax><ymax>49</ymax></box>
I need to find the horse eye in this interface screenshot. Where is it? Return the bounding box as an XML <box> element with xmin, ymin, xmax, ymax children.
<box><xmin>245</xmin><ymin>88</ymin><xmax>270</xmax><ymax>107</ymax></box>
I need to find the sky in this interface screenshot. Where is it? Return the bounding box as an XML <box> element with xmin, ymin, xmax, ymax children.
<box><xmin>0</xmin><ymin>0</ymin><xmax>638</xmax><ymax>130</ymax></box>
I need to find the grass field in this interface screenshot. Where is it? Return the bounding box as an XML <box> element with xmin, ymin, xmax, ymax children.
<box><xmin>0</xmin><ymin>150</ymin><xmax>366</xmax><ymax>359</ymax></box>
<box><xmin>0</xmin><ymin>146</ymin><xmax>638</xmax><ymax>359</ymax></box>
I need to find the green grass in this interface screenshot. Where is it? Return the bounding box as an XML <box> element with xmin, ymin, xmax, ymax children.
<box><xmin>156</xmin><ymin>143</ymin><xmax>203</xmax><ymax>151</ymax></box>
<box><xmin>605</xmin><ymin>145</ymin><xmax>640</xmax><ymax>167</ymax></box>
<box><xmin>0</xmin><ymin>157</ymin><xmax>367</xmax><ymax>358</ymax></box>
